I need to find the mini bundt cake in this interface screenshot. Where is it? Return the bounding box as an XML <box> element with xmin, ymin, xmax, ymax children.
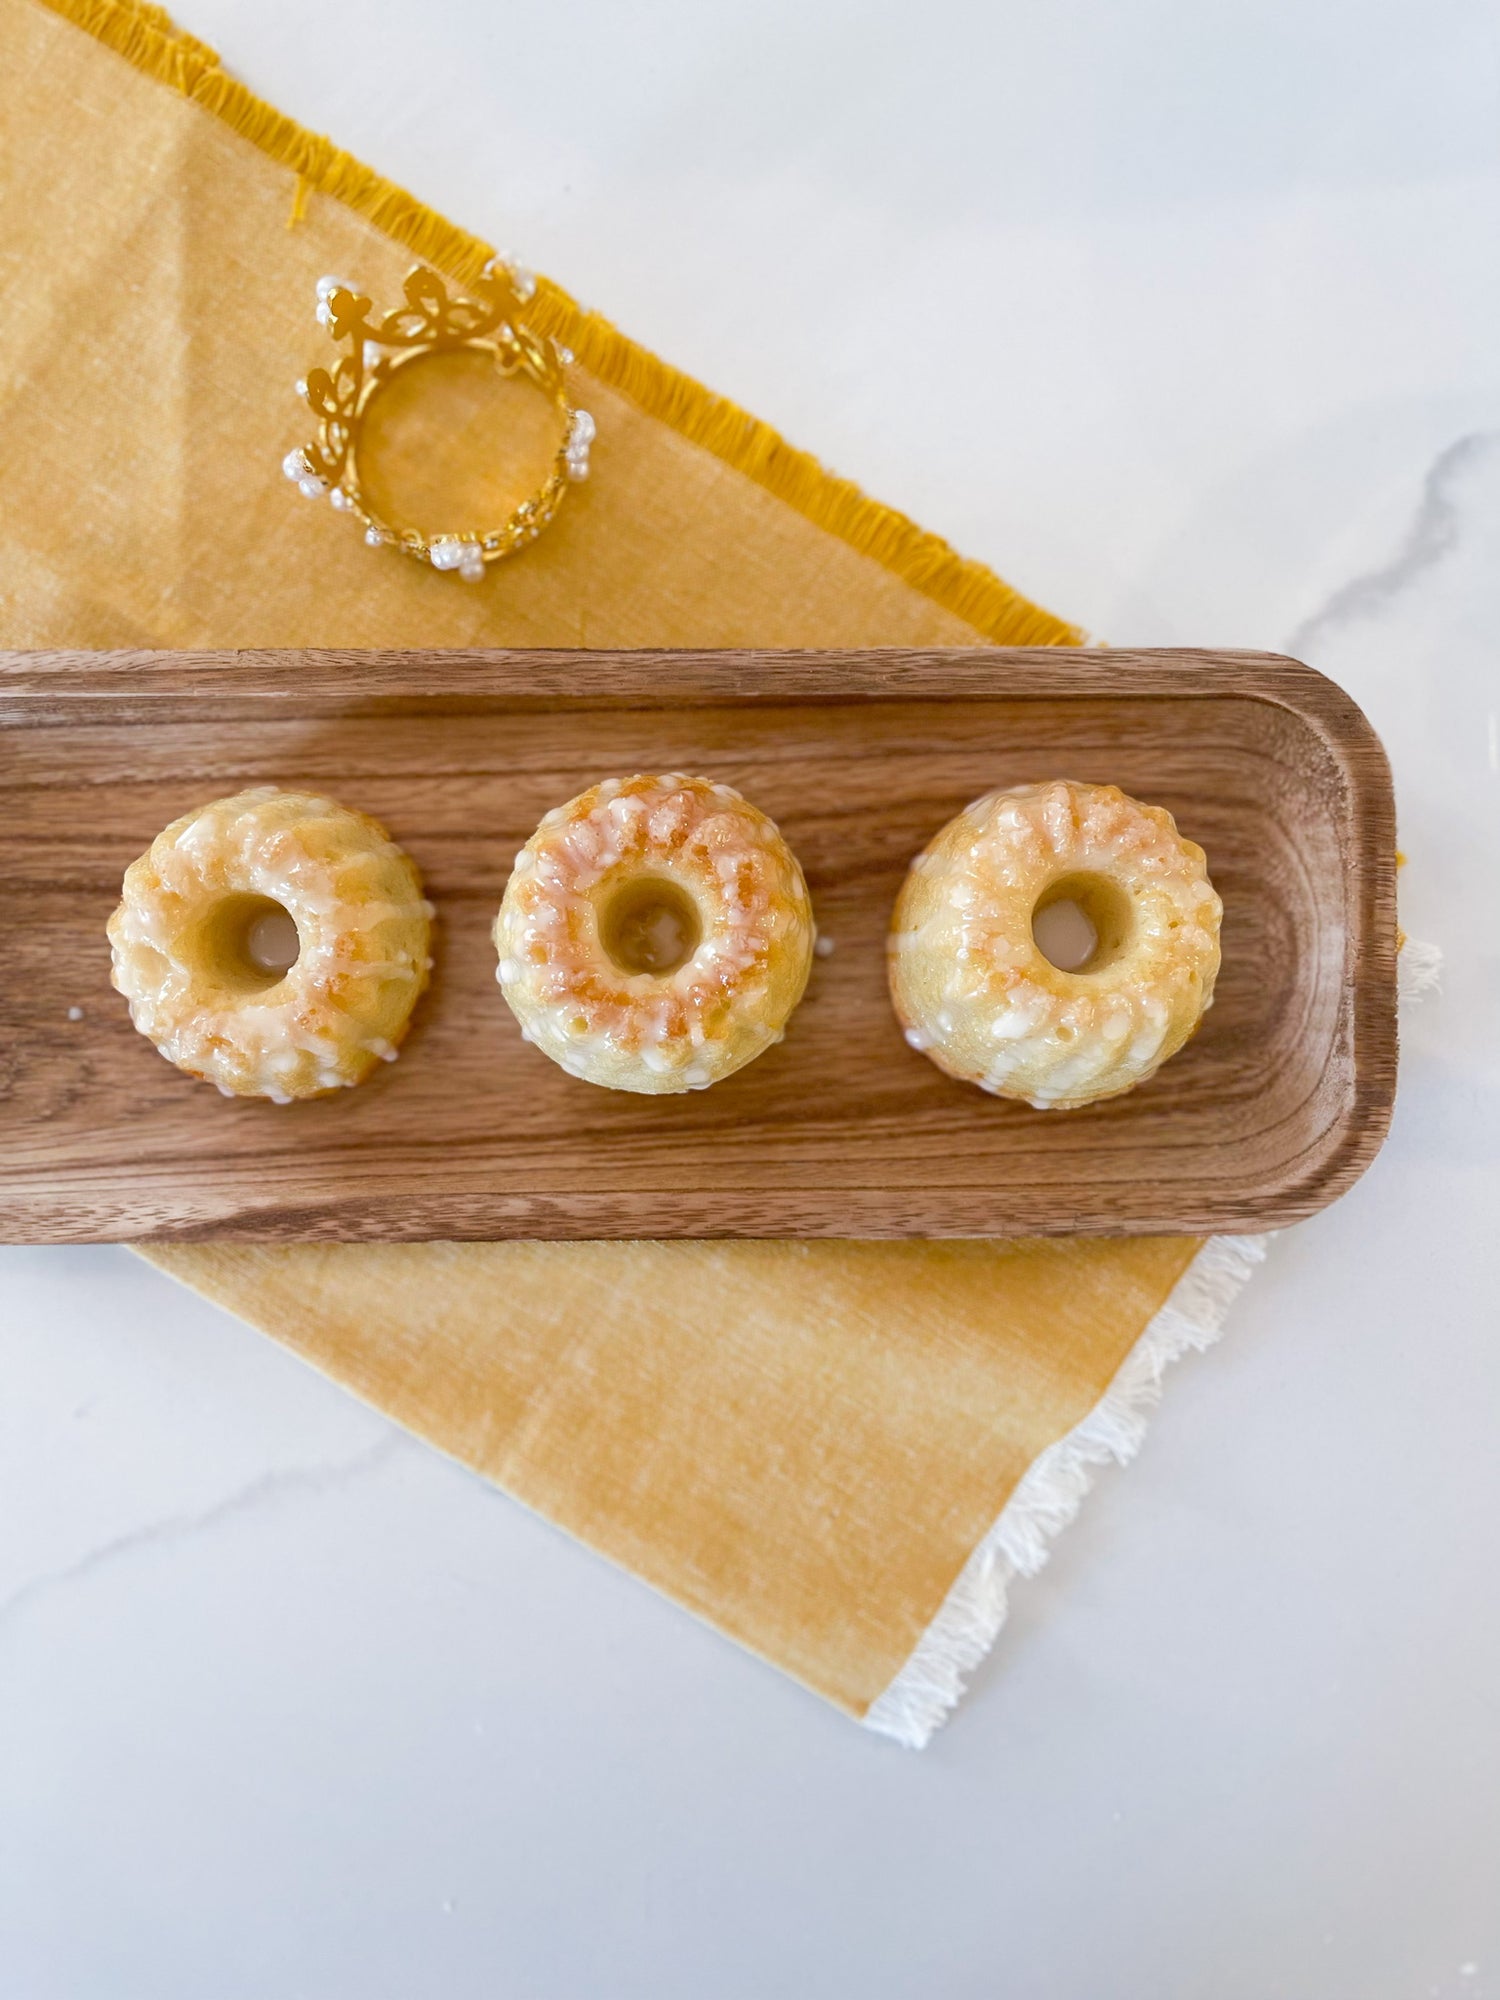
<box><xmin>108</xmin><ymin>786</ymin><xmax>433</xmax><ymax>1101</ymax></box>
<box><xmin>889</xmin><ymin>778</ymin><xmax>1220</xmax><ymax>1109</ymax></box>
<box><xmin>494</xmin><ymin>773</ymin><xmax>814</xmax><ymax>1094</ymax></box>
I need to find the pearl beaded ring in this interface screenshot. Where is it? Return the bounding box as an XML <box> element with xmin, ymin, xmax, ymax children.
<box><xmin>281</xmin><ymin>259</ymin><xmax>593</xmax><ymax>579</ymax></box>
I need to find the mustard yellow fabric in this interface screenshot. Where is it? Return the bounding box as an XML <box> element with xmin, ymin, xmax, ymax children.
<box><xmin>1</xmin><ymin>0</ymin><xmax>1205</xmax><ymax>1720</ymax></box>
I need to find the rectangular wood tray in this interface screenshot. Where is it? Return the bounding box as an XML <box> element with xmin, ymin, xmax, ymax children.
<box><xmin>0</xmin><ymin>648</ymin><xmax>1397</xmax><ymax>1242</ymax></box>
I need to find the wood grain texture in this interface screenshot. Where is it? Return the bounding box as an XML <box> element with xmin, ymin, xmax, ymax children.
<box><xmin>0</xmin><ymin>648</ymin><xmax>1397</xmax><ymax>1242</ymax></box>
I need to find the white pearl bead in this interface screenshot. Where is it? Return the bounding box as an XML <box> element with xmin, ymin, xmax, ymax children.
<box><xmin>298</xmin><ymin>475</ymin><xmax>329</xmax><ymax>499</ymax></box>
<box><xmin>316</xmin><ymin>275</ymin><xmax>353</xmax><ymax>300</ymax></box>
<box><xmin>282</xmin><ymin>448</ymin><xmax>309</xmax><ymax>481</ymax></box>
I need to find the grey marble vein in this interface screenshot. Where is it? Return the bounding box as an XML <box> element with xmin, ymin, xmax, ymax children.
<box><xmin>1286</xmin><ymin>430</ymin><xmax>1499</xmax><ymax>655</ymax></box>
<box><xmin>0</xmin><ymin>1431</ymin><xmax>403</xmax><ymax>1639</ymax></box>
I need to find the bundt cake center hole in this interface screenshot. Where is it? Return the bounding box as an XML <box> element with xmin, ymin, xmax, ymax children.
<box><xmin>186</xmin><ymin>893</ymin><xmax>300</xmax><ymax>993</ymax></box>
<box><xmin>1032</xmin><ymin>873</ymin><xmax>1133</xmax><ymax>974</ymax></box>
<box><xmin>599</xmin><ymin>876</ymin><xmax>701</xmax><ymax>977</ymax></box>
<box><xmin>247</xmin><ymin>903</ymin><xmax>301</xmax><ymax>975</ymax></box>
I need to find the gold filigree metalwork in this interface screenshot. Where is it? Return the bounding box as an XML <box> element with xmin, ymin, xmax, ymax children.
<box><xmin>282</xmin><ymin>260</ymin><xmax>593</xmax><ymax>579</ymax></box>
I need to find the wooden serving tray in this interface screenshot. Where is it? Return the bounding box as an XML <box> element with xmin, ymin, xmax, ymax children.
<box><xmin>0</xmin><ymin>649</ymin><xmax>1396</xmax><ymax>1243</ymax></box>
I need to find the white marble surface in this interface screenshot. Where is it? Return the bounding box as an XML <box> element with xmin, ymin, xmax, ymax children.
<box><xmin>3</xmin><ymin>2</ymin><xmax>1498</xmax><ymax>1993</ymax></box>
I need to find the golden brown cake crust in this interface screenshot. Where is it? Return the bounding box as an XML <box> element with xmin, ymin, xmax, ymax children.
<box><xmin>889</xmin><ymin>779</ymin><xmax>1221</xmax><ymax>1109</ymax></box>
<box><xmin>494</xmin><ymin>773</ymin><xmax>814</xmax><ymax>1094</ymax></box>
<box><xmin>108</xmin><ymin>787</ymin><xmax>433</xmax><ymax>1101</ymax></box>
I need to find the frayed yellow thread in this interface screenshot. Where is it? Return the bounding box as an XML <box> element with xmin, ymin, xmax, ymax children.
<box><xmin>34</xmin><ymin>0</ymin><xmax>1084</xmax><ymax>650</ymax></box>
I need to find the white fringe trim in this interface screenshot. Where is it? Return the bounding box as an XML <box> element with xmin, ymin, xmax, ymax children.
<box><xmin>1398</xmin><ymin>935</ymin><xmax>1443</xmax><ymax>1004</ymax></box>
<box><xmin>863</xmin><ymin>1233</ymin><xmax>1270</xmax><ymax>1749</ymax></box>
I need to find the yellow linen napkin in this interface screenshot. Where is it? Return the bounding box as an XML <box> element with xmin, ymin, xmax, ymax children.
<box><xmin>1</xmin><ymin>0</ymin><xmax>1266</xmax><ymax>1743</ymax></box>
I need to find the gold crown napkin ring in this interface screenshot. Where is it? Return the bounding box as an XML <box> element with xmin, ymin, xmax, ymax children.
<box><xmin>281</xmin><ymin>260</ymin><xmax>593</xmax><ymax>580</ymax></box>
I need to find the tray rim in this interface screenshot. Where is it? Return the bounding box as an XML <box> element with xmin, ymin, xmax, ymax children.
<box><xmin>0</xmin><ymin>643</ymin><xmax>1400</xmax><ymax>721</ymax></box>
<box><xmin>0</xmin><ymin>646</ymin><xmax>1399</xmax><ymax>1242</ymax></box>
